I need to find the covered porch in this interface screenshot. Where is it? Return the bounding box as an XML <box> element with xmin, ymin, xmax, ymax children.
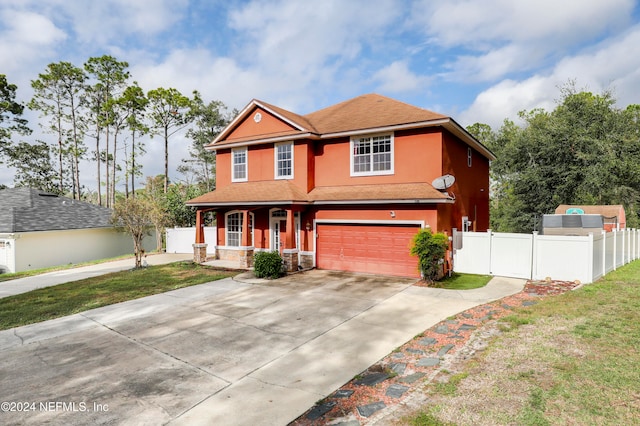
<box><xmin>187</xmin><ymin>181</ymin><xmax>314</xmax><ymax>272</ymax></box>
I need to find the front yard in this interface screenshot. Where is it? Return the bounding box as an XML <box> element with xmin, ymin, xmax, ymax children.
<box><xmin>402</xmin><ymin>262</ymin><xmax>640</xmax><ymax>425</ymax></box>
<box><xmin>0</xmin><ymin>262</ymin><xmax>236</xmax><ymax>330</ymax></box>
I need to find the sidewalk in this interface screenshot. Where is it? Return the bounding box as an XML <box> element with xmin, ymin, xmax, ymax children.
<box><xmin>0</xmin><ymin>253</ymin><xmax>193</xmax><ymax>299</ymax></box>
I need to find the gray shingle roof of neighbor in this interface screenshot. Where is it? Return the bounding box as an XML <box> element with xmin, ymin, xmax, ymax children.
<box><xmin>0</xmin><ymin>188</ymin><xmax>113</xmax><ymax>233</ymax></box>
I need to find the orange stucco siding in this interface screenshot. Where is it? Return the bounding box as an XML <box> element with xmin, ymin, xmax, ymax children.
<box><xmin>312</xmin><ymin>205</ymin><xmax>439</xmax><ymax>229</ymax></box>
<box><xmin>227</xmin><ymin>107</ymin><xmax>296</xmax><ymax>140</ymax></box>
<box><xmin>313</xmin><ymin>130</ymin><xmax>443</xmax><ymax>187</ymax></box>
<box><xmin>441</xmin><ymin>131</ymin><xmax>490</xmax><ymax>231</ymax></box>
<box><xmin>217</xmin><ymin>149</ymin><xmax>231</xmax><ymax>187</ymax></box>
<box><xmin>216</xmin><ymin>142</ymin><xmax>311</xmax><ymax>190</ymax></box>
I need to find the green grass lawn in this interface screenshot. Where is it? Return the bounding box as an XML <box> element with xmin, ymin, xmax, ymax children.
<box><xmin>434</xmin><ymin>272</ymin><xmax>493</xmax><ymax>290</ymax></box>
<box><xmin>0</xmin><ymin>262</ymin><xmax>237</xmax><ymax>330</ymax></box>
<box><xmin>405</xmin><ymin>261</ymin><xmax>640</xmax><ymax>425</ymax></box>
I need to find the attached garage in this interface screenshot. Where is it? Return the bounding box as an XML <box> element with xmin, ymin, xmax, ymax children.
<box><xmin>316</xmin><ymin>223</ymin><xmax>421</xmax><ymax>277</ymax></box>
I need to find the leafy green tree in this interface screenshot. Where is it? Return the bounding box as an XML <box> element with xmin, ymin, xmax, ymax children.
<box><xmin>479</xmin><ymin>84</ymin><xmax>640</xmax><ymax>232</ymax></box>
<box><xmin>6</xmin><ymin>141</ymin><xmax>59</xmax><ymax>193</ymax></box>
<box><xmin>165</xmin><ymin>183</ymin><xmax>205</xmax><ymax>227</ymax></box>
<box><xmin>119</xmin><ymin>83</ymin><xmax>149</xmax><ymax>198</ymax></box>
<box><xmin>29</xmin><ymin>62</ymin><xmax>87</xmax><ymax>198</ymax></box>
<box><xmin>180</xmin><ymin>91</ymin><xmax>233</xmax><ymax>191</ymax></box>
<box><xmin>85</xmin><ymin>55</ymin><xmax>130</xmax><ymax>207</ymax></box>
<box><xmin>84</xmin><ymin>82</ymin><xmax>106</xmax><ymax>205</ymax></box>
<box><xmin>147</xmin><ymin>87</ymin><xmax>193</xmax><ymax>193</ymax></box>
<box><xmin>111</xmin><ymin>196</ymin><xmax>154</xmax><ymax>268</ymax></box>
<box><xmin>0</xmin><ymin>74</ymin><xmax>30</xmax><ymax>159</ymax></box>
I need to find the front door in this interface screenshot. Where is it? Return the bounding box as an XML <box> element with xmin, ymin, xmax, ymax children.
<box><xmin>270</xmin><ymin>210</ymin><xmax>300</xmax><ymax>254</ymax></box>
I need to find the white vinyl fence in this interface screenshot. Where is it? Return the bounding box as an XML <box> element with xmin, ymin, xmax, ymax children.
<box><xmin>453</xmin><ymin>229</ymin><xmax>640</xmax><ymax>283</ymax></box>
<box><xmin>166</xmin><ymin>227</ymin><xmax>217</xmax><ymax>254</ymax></box>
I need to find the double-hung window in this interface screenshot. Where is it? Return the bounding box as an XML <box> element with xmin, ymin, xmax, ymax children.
<box><xmin>275</xmin><ymin>142</ymin><xmax>293</xmax><ymax>179</ymax></box>
<box><xmin>232</xmin><ymin>147</ymin><xmax>247</xmax><ymax>182</ymax></box>
<box><xmin>351</xmin><ymin>134</ymin><xmax>394</xmax><ymax>176</ymax></box>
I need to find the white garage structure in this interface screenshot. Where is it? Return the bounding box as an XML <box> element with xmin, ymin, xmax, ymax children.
<box><xmin>0</xmin><ymin>188</ymin><xmax>155</xmax><ymax>274</ymax></box>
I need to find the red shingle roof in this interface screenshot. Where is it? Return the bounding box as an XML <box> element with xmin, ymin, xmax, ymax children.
<box><xmin>186</xmin><ymin>180</ymin><xmax>309</xmax><ymax>205</ymax></box>
<box><xmin>309</xmin><ymin>183</ymin><xmax>449</xmax><ymax>202</ymax></box>
<box><xmin>212</xmin><ymin>94</ymin><xmax>449</xmax><ymax>147</ymax></box>
<box><xmin>304</xmin><ymin>94</ymin><xmax>447</xmax><ymax>135</ymax></box>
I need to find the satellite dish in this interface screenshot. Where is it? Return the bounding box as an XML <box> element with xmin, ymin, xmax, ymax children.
<box><xmin>432</xmin><ymin>174</ymin><xmax>455</xmax><ymax>191</ymax></box>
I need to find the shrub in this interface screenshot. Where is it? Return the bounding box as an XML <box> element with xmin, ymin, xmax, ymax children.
<box><xmin>254</xmin><ymin>251</ymin><xmax>284</xmax><ymax>279</ymax></box>
<box><xmin>410</xmin><ymin>229</ymin><xmax>448</xmax><ymax>282</ymax></box>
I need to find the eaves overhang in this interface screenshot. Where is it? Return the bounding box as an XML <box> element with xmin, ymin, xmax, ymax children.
<box><xmin>208</xmin><ymin>133</ymin><xmax>318</xmax><ymax>152</ymax></box>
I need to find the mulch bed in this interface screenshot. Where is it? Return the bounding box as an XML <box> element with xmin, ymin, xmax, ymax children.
<box><xmin>290</xmin><ymin>279</ymin><xmax>581</xmax><ymax>425</ymax></box>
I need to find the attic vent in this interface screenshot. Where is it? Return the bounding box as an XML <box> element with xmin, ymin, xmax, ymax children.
<box><xmin>38</xmin><ymin>192</ymin><xmax>59</xmax><ymax>197</ymax></box>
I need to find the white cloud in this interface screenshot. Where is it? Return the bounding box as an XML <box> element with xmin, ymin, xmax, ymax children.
<box><xmin>372</xmin><ymin>60</ymin><xmax>430</xmax><ymax>93</ymax></box>
<box><xmin>411</xmin><ymin>0</ymin><xmax>635</xmax><ymax>82</ymax></box>
<box><xmin>0</xmin><ymin>9</ymin><xmax>66</xmax><ymax>79</ymax></box>
<box><xmin>460</xmin><ymin>25</ymin><xmax>640</xmax><ymax>128</ymax></box>
<box><xmin>226</xmin><ymin>0</ymin><xmax>403</xmax><ymax>108</ymax></box>
<box><xmin>413</xmin><ymin>0</ymin><xmax>633</xmax><ymax>46</ymax></box>
<box><xmin>48</xmin><ymin>0</ymin><xmax>187</xmax><ymax>45</ymax></box>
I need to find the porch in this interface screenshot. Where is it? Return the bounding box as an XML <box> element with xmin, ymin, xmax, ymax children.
<box><xmin>193</xmin><ymin>205</ymin><xmax>314</xmax><ymax>273</ymax></box>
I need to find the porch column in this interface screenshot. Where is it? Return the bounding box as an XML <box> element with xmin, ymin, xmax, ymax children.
<box><xmin>240</xmin><ymin>210</ymin><xmax>254</xmax><ymax>268</ymax></box>
<box><xmin>195</xmin><ymin>209</ymin><xmax>205</xmax><ymax>244</ymax></box>
<box><xmin>241</xmin><ymin>210</ymin><xmax>250</xmax><ymax>247</ymax></box>
<box><xmin>282</xmin><ymin>207</ymin><xmax>299</xmax><ymax>272</ymax></box>
<box><xmin>193</xmin><ymin>208</ymin><xmax>207</xmax><ymax>263</ymax></box>
<box><xmin>284</xmin><ymin>207</ymin><xmax>296</xmax><ymax>250</ymax></box>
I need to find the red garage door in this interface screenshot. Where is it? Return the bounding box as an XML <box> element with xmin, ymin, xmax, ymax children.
<box><xmin>316</xmin><ymin>224</ymin><xmax>420</xmax><ymax>277</ymax></box>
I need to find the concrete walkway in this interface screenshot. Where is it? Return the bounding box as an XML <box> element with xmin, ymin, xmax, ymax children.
<box><xmin>0</xmin><ymin>268</ymin><xmax>525</xmax><ymax>426</ymax></box>
<box><xmin>0</xmin><ymin>253</ymin><xmax>193</xmax><ymax>298</ymax></box>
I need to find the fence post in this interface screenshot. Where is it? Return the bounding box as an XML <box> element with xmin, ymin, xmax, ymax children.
<box><xmin>487</xmin><ymin>229</ymin><xmax>493</xmax><ymax>275</ymax></box>
<box><xmin>613</xmin><ymin>230</ymin><xmax>617</xmax><ymax>270</ymax></box>
<box><xmin>602</xmin><ymin>230</ymin><xmax>607</xmax><ymax>278</ymax></box>
<box><xmin>588</xmin><ymin>232</ymin><xmax>594</xmax><ymax>283</ymax></box>
<box><xmin>531</xmin><ymin>231</ymin><xmax>539</xmax><ymax>281</ymax></box>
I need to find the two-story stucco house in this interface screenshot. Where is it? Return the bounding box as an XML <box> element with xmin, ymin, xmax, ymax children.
<box><xmin>187</xmin><ymin>94</ymin><xmax>494</xmax><ymax>277</ymax></box>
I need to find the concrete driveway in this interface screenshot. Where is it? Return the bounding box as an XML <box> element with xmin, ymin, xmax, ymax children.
<box><xmin>0</xmin><ymin>270</ymin><xmax>524</xmax><ymax>425</ymax></box>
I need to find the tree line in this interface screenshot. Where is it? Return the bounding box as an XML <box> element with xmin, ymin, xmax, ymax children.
<box><xmin>0</xmin><ymin>55</ymin><xmax>234</xmax><ymax>213</ymax></box>
<box><xmin>468</xmin><ymin>83</ymin><xmax>640</xmax><ymax>232</ymax></box>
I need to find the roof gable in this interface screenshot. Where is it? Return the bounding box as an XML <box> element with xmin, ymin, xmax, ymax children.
<box><xmin>0</xmin><ymin>188</ymin><xmax>114</xmax><ymax>233</ymax></box>
<box><xmin>212</xmin><ymin>100</ymin><xmax>317</xmax><ymax>148</ymax></box>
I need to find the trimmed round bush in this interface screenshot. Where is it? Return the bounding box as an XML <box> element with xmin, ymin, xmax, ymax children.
<box><xmin>254</xmin><ymin>251</ymin><xmax>284</xmax><ymax>279</ymax></box>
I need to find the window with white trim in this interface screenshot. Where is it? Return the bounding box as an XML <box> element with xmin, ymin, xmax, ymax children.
<box><xmin>232</xmin><ymin>147</ymin><xmax>247</xmax><ymax>182</ymax></box>
<box><xmin>350</xmin><ymin>134</ymin><xmax>394</xmax><ymax>176</ymax></box>
<box><xmin>225</xmin><ymin>211</ymin><xmax>254</xmax><ymax>247</ymax></box>
<box><xmin>275</xmin><ymin>142</ymin><xmax>293</xmax><ymax>179</ymax></box>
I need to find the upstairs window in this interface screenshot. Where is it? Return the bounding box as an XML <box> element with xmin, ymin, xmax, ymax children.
<box><xmin>275</xmin><ymin>142</ymin><xmax>293</xmax><ymax>179</ymax></box>
<box><xmin>351</xmin><ymin>134</ymin><xmax>394</xmax><ymax>176</ymax></box>
<box><xmin>232</xmin><ymin>147</ymin><xmax>247</xmax><ymax>182</ymax></box>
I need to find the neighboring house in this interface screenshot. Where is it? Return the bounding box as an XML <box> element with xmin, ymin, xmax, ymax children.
<box><xmin>0</xmin><ymin>188</ymin><xmax>156</xmax><ymax>273</ymax></box>
<box><xmin>187</xmin><ymin>94</ymin><xmax>495</xmax><ymax>277</ymax></box>
<box><xmin>555</xmin><ymin>204</ymin><xmax>626</xmax><ymax>231</ymax></box>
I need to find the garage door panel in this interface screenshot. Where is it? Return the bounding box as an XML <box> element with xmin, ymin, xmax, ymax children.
<box><xmin>316</xmin><ymin>224</ymin><xmax>419</xmax><ymax>277</ymax></box>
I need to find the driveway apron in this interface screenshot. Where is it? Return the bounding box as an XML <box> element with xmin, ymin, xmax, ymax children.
<box><xmin>0</xmin><ymin>270</ymin><xmax>524</xmax><ymax>425</ymax></box>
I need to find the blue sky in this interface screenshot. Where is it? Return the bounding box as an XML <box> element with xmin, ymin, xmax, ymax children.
<box><xmin>1</xmin><ymin>0</ymin><xmax>639</xmax><ymax>190</ymax></box>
